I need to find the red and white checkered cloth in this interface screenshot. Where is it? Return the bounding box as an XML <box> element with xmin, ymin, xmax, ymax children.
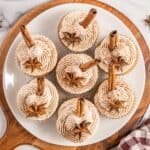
<box><xmin>116</xmin><ymin>119</ymin><xmax>150</xmax><ymax>150</ymax></box>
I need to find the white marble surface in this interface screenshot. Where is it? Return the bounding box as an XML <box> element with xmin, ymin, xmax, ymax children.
<box><xmin>0</xmin><ymin>0</ymin><xmax>150</xmax><ymax>148</ymax></box>
<box><xmin>0</xmin><ymin>0</ymin><xmax>149</xmax><ymax>47</ymax></box>
<box><xmin>101</xmin><ymin>0</ymin><xmax>150</xmax><ymax>48</ymax></box>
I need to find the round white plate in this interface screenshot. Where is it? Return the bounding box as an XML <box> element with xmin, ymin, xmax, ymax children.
<box><xmin>3</xmin><ymin>3</ymin><xmax>145</xmax><ymax>146</ymax></box>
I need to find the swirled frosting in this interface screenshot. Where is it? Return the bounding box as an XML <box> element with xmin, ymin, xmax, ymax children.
<box><xmin>95</xmin><ymin>35</ymin><xmax>138</xmax><ymax>74</ymax></box>
<box><xmin>94</xmin><ymin>79</ymin><xmax>135</xmax><ymax>118</ymax></box>
<box><xmin>27</xmin><ymin>45</ymin><xmax>43</xmax><ymax>58</ymax></box>
<box><xmin>25</xmin><ymin>86</ymin><xmax>52</xmax><ymax>108</ymax></box>
<box><xmin>56</xmin><ymin>54</ymin><xmax>98</xmax><ymax>94</ymax></box>
<box><xmin>56</xmin><ymin>98</ymin><xmax>99</xmax><ymax>142</ymax></box>
<box><xmin>58</xmin><ymin>11</ymin><xmax>99</xmax><ymax>52</ymax></box>
<box><xmin>17</xmin><ymin>78</ymin><xmax>59</xmax><ymax>120</ymax></box>
<box><xmin>64</xmin><ymin>65</ymin><xmax>93</xmax><ymax>86</ymax></box>
<box><xmin>16</xmin><ymin>35</ymin><xmax>58</xmax><ymax>76</ymax></box>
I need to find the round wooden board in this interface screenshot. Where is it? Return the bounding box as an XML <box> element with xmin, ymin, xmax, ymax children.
<box><xmin>0</xmin><ymin>0</ymin><xmax>150</xmax><ymax>149</ymax></box>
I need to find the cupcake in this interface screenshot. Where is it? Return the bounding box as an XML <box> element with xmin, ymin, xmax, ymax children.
<box><xmin>58</xmin><ymin>8</ymin><xmax>99</xmax><ymax>52</ymax></box>
<box><xmin>56</xmin><ymin>97</ymin><xmax>99</xmax><ymax>142</ymax></box>
<box><xmin>15</xmin><ymin>25</ymin><xmax>58</xmax><ymax>76</ymax></box>
<box><xmin>95</xmin><ymin>30</ymin><xmax>138</xmax><ymax>75</ymax></box>
<box><xmin>56</xmin><ymin>54</ymin><xmax>99</xmax><ymax>94</ymax></box>
<box><xmin>17</xmin><ymin>77</ymin><xmax>59</xmax><ymax>120</ymax></box>
<box><xmin>94</xmin><ymin>64</ymin><xmax>135</xmax><ymax>118</ymax></box>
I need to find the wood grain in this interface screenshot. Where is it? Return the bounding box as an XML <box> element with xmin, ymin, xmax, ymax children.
<box><xmin>0</xmin><ymin>0</ymin><xmax>150</xmax><ymax>150</ymax></box>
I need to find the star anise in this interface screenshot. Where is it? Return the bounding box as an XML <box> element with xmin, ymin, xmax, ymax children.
<box><xmin>73</xmin><ymin>120</ymin><xmax>91</xmax><ymax>139</ymax></box>
<box><xmin>108</xmin><ymin>100</ymin><xmax>125</xmax><ymax>113</ymax></box>
<box><xmin>145</xmin><ymin>15</ymin><xmax>150</xmax><ymax>26</ymax></box>
<box><xmin>63</xmin><ymin>72</ymin><xmax>85</xmax><ymax>87</ymax></box>
<box><xmin>24</xmin><ymin>103</ymin><xmax>46</xmax><ymax>117</ymax></box>
<box><xmin>23</xmin><ymin>57</ymin><xmax>42</xmax><ymax>72</ymax></box>
<box><xmin>62</xmin><ymin>32</ymin><xmax>81</xmax><ymax>47</ymax></box>
<box><xmin>112</xmin><ymin>56</ymin><xmax>127</xmax><ymax>71</ymax></box>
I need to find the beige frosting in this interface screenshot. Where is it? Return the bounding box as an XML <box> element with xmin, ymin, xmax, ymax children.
<box><xmin>58</xmin><ymin>11</ymin><xmax>99</xmax><ymax>52</ymax></box>
<box><xmin>95</xmin><ymin>35</ymin><xmax>138</xmax><ymax>74</ymax></box>
<box><xmin>94</xmin><ymin>79</ymin><xmax>135</xmax><ymax>118</ymax></box>
<box><xmin>17</xmin><ymin>78</ymin><xmax>59</xmax><ymax>120</ymax></box>
<box><xmin>16</xmin><ymin>35</ymin><xmax>58</xmax><ymax>76</ymax></box>
<box><xmin>27</xmin><ymin>45</ymin><xmax>43</xmax><ymax>58</ymax></box>
<box><xmin>56</xmin><ymin>98</ymin><xmax>99</xmax><ymax>143</ymax></box>
<box><xmin>25</xmin><ymin>86</ymin><xmax>52</xmax><ymax>108</ymax></box>
<box><xmin>56</xmin><ymin>54</ymin><xmax>98</xmax><ymax>94</ymax></box>
<box><xmin>64</xmin><ymin>65</ymin><xmax>93</xmax><ymax>86</ymax></box>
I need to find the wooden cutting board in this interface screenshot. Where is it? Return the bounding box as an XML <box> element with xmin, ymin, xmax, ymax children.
<box><xmin>0</xmin><ymin>0</ymin><xmax>150</xmax><ymax>149</ymax></box>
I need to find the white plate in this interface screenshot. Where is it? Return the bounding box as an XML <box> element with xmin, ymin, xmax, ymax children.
<box><xmin>3</xmin><ymin>3</ymin><xmax>145</xmax><ymax>146</ymax></box>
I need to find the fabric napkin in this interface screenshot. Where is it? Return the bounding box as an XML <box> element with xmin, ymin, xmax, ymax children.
<box><xmin>116</xmin><ymin>119</ymin><xmax>150</xmax><ymax>150</ymax></box>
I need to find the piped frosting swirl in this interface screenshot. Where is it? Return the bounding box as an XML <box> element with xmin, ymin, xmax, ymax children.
<box><xmin>16</xmin><ymin>35</ymin><xmax>58</xmax><ymax>76</ymax></box>
<box><xmin>95</xmin><ymin>35</ymin><xmax>138</xmax><ymax>74</ymax></box>
<box><xmin>56</xmin><ymin>54</ymin><xmax>98</xmax><ymax>94</ymax></box>
<box><xmin>94</xmin><ymin>79</ymin><xmax>135</xmax><ymax>118</ymax></box>
<box><xmin>56</xmin><ymin>98</ymin><xmax>99</xmax><ymax>142</ymax></box>
<box><xmin>58</xmin><ymin>11</ymin><xmax>99</xmax><ymax>52</ymax></box>
<box><xmin>17</xmin><ymin>78</ymin><xmax>59</xmax><ymax>120</ymax></box>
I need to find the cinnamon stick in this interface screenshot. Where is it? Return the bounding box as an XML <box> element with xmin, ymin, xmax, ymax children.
<box><xmin>75</xmin><ymin>97</ymin><xmax>85</xmax><ymax>117</ymax></box>
<box><xmin>36</xmin><ymin>77</ymin><xmax>45</xmax><ymax>96</ymax></box>
<box><xmin>20</xmin><ymin>25</ymin><xmax>35</xmax><ymax>48</ymax></box>
<box><xmin>109</xmin><ymin>30</ymin><xmax>118</xmax><ymax>51</ymax></box>
<box><xmin>79</xmin><ymin>8</ymin><xmax>97</xmax><ymax>28</ymax></box>
<box><xmin>108</xmin><ymin>63</ymin><xmax>115</xmax><ymax>91</ymax></box>
<box><xmin>80</xmin><ymin>59</ymin><xmax>100</xmax><ymax>72</ymax></box>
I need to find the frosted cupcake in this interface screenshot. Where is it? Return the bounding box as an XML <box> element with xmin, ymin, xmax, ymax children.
<box><xmin>56</xmin><ymin>97</ymin><xmax>99</xmax><ymax>142</ymax></box>
<box><xmin>17</xmin><ymin>77</ymin><xmax>59</xmax><ymax>120</ymax></box>
<box><xmin>94</xmin><ymin>64</ymin><xmax>135</xmax><ymax>118</ymax></box>
<box><xmin>56</xmin><ymin>54</ymin><xmax>99</xmax><ymax>94</ymax></box>
<box><xmin>16</xmin><ymin>25</ymin><xmax>58</xmax><ymax>76</ymax></box>
<box><xmin>58</xmin><ymin>8</ymin><xmax>99</xmax><ymax>52</ymax></box>
<box><xmin>95</xmin><ymin>30</ymin><xmax>138</xmax><ymax>75</ymax></box>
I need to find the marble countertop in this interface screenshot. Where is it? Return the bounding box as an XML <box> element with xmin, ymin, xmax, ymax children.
<box><xmin>0</xmin><ymin>0</ymin><xmax>150</xmax><ymax>149</ymax></box>
<box><xmin>0</xmin><ymin>0</ymin><xmax>149</xmax><ymax>47</ymax></box>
